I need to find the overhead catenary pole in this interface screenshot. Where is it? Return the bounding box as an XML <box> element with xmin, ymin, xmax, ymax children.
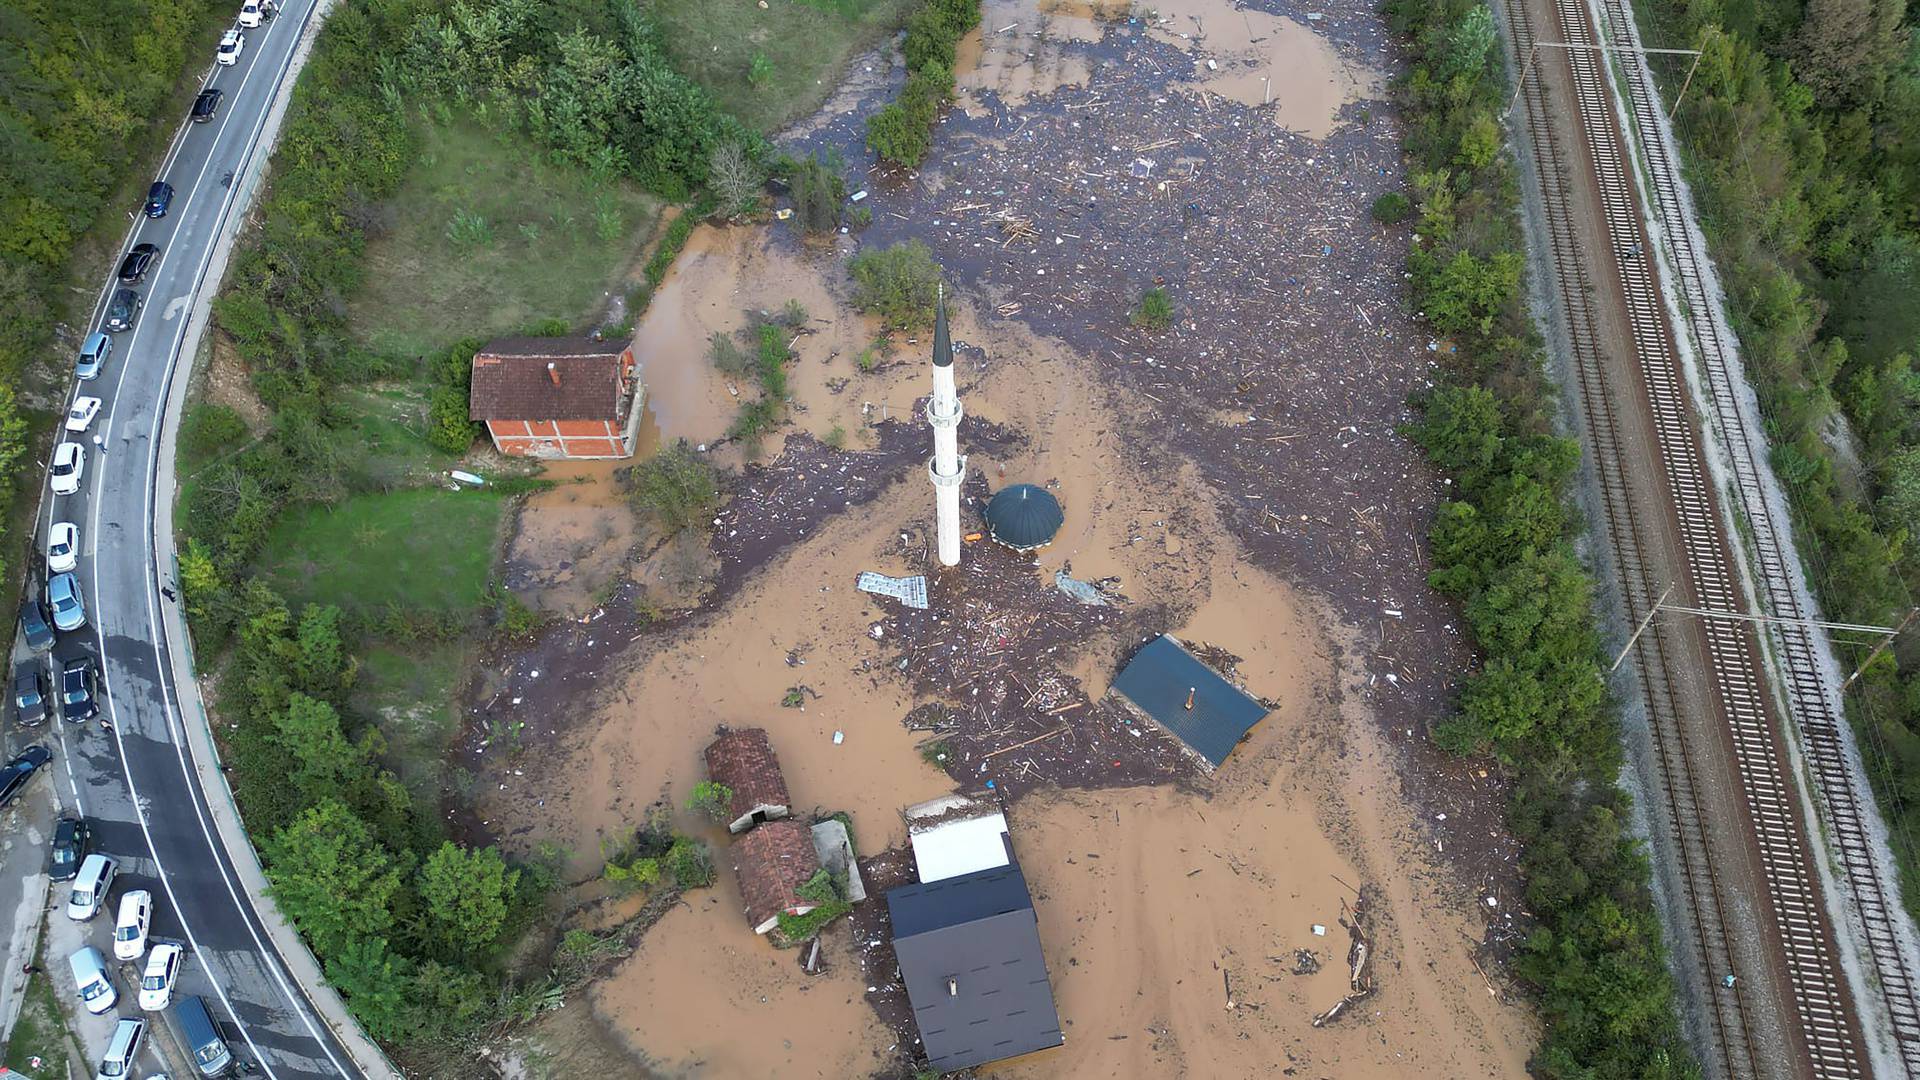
<box><xmin>1842</xmin><ymin>607</ymin><xmax>1920</xmax><ymax>691</ymax></box>
<box><xmin>926</xmin><ymin>284</ymin><xmax>966</xmax><ymax>567</ymax></box>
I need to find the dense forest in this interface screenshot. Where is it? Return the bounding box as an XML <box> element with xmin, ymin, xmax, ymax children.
<box><xmin>0</xmin><ymin>0</ymin><xmax>220</xmax><ymax>580</ymax></box>
<box><xmin>1637</xmin><ymin>0</ymin><xmax>1920</xmax><ymax>911</ymax></box>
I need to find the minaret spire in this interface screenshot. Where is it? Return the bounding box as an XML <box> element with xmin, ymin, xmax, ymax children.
<box><xmin>933</xmin><ymin>285</ymin><xmax>953</xmax><ymax>368</ymax></box>
<box><xmin>926</xmin><ymin>282</ymin><xmax>966</xmax><ymax>567</ymax></box>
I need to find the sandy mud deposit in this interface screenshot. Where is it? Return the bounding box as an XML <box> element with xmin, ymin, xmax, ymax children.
<box><xmin>466</xmin><ymin>0</ymin><xmax>1540</xmax><ymax>1074</ymax></box>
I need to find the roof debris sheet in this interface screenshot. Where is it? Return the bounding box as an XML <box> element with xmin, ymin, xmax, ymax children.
<box><xmin>1111</xmin><ymin>634</ymin><xmax>1269</xmax><ymax>768</ymax></box>
<box><xmin>855</xmin><ymin>571</ymin><xmax>930</xmax><ymax>610</ymax></box>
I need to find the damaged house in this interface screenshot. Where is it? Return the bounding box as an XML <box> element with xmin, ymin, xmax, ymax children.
<box><xmin>886</xmin><ymin>795</ymin><xmax>1064</xmax><ymax>1072</ymax></box>
<box><xmin>704</xmin><ymin>727</ymin><xmax>792</xmax><ymax>834</ymax></box>
<box><xmin>731</xmin><ymin>818</ymin><xmax>823</xmax><ymax>936</ymax></box>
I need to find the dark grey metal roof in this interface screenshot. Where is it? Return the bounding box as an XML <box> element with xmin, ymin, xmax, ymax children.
<box><xmin>984</xmin><ymin>484</ymin><xmax>1063</xmax><ymax>551</ymax></box>
<box><xmin>887</xmin><ymin>866</ymin><xmax>1064</xmax><ymax>1072</ymax></box>
<box><xmin>932</xmin><ymin>288</ymin><xmax>954</xmax><ymax>368</ymax></box>
<box><xmin>1110</xmin><ymin>634</ymin><xmax>1268</xmax><ymax>767</ymax></box>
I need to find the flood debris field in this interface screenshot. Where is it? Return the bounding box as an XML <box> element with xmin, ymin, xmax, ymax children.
<box><xmin>829</xmin><ymin>0</ymin><xmax>1516</xmax><ymax>885</ymax></box>
<box><xmin>456</xmin><ymin>0</ymin><xmax>1541</xmax><ymax>1075</ymax></box>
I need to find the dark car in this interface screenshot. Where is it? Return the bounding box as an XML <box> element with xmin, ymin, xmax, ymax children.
<box><xmin>17</xmin><ymin>597</ymin><xmax>55</xmax><ymax>651</ymax></box>
<box><xmin>59</xmin><ymin>655</ymin><xmax>98</xmax><ymax>723</ymax></box>
<box><xmin>117</xmin><ymin>243</ymin><xmax>159</xmax><ymax>284</ymax></box>
<box><xmin>104</xmin><ymin>288</ymin><xmax>142</xmax><ymax>333</ymax></box>
<box><xmin>0</xmin><ymin>745</ymin><xmax>52</xmax><ymax>810</ymax></box>
<box><xmin>13</xmin><ymin>662</ymin><xmax>48</xmax><ymax>727</ymax></box>
<box><xmin>49</xmin><ymin>815</ymin><xmax>90</xmax><ymax>881</ymax></box>
<box><xmin>143</xmin><ymin>181</ymin><xmax>174</xmax><ymax>218</ymax></box>
<box><xmin>191</xmin><ymin>88</ymin><xmax>222</xmax><ymax>123</ymax></box>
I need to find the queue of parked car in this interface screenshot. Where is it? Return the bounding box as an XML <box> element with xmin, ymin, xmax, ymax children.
<box><xmin>4</xmin><ymin>7</ymin><xmax>277</xmax><ymax>1078</ymax></box>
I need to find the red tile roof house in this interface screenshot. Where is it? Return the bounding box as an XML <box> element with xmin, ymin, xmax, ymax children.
<box><xmin>468</xmin><ymin>337</ymin><xmax>644</xmax><ymax>459</ymax></box>
<box><xmin>731</xmin><ymin>818</ymin><xmax>822</xmax><ymax>935</ymax></box>
<box><xmin>704</xmin><ymin>727</ymin><xmax>793</xmax><ymax>835</ymax></box>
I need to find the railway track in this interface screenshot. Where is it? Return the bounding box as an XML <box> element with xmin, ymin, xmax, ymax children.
<box><xmin>1497</xmin><ymin>1</ymin><xmax>1758</xmax><ymax>1074</ymax></box>
<box><xmin>1592</xmin><ymin>3</ymin><xmax>1920</xmax><ymax>1070</ymax></box>
<box><xmin>1501</xmin><ymin>0</ymin><xmax>1870</xmax><ymax>1072</ymax></box>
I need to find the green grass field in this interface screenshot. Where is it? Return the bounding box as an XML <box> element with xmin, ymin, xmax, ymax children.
<box><xmin>349</xmin><ymin>121</ymin><xmax>662</xmax><ymax>356</ymax></box>
<box><xmin>336</xmin><ymin>385</ymin><xmax>461</xmax><ymax>488</ymax></box>
<box><xmin>354</xmin><ymin>640</ymin><xmax>468</xmax><ymax>801</ymax></box>
<box><xmin>2</xmin><ymin>966</ymin><xmax>73</xmax><ymax>1078</ymax></box>
<box><xmin>257</xmin><ymin>488</ymin><xmax>507</xmax><ymax>616</ymax></box>
<box><xmin>649</xmin><ymin>0</ymin><xmax>917</xmax><ymax>133</ymax></box>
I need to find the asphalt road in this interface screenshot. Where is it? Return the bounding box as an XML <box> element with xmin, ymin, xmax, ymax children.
<box><xmin>13</xmin><ymin>2</ymin><xmax>365</xmax><ymax>1076</ymax></box>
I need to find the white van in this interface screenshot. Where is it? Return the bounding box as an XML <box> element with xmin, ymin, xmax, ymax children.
<box><xmin>67</xmin><ymin>853</ymin><xmax>117</xmax><ymax>921</ymax></box>
<box><xmin>95</xmin><ymin>1015</ymin><xmax>145</xmax><ymax>1080</ymax></box>
<box><xmin>67</xmin><ymin>945</ymin><xmax>116</xmax><ymax>1014</ymax></box>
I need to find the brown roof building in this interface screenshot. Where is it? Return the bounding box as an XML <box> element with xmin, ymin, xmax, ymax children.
<box><xmin>704</xmin><ymin>728</ymin><xmax>792</xmax><ymax>834</ymax></box>
<box><xmin>732</xmin><ymin>818</ymin><xmax>821</xmax><ymax>934</ymax></box>
<box><xmin>468</xmin><ymin>337</ymin><xmax>643</xmax><ymax>459</ymax></box>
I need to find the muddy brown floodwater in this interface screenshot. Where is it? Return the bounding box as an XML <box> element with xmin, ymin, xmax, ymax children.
<box><xmin>464</xmin><ymin>0</ymin><xmax>1541</xmax><ymax>1075</ymax></box>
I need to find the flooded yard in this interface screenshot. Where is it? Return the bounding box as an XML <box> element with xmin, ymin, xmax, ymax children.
<box><xmin>466</xmin><ymin>0</ymin><xmax>1535</xmax><ymax>1074</ymax></box>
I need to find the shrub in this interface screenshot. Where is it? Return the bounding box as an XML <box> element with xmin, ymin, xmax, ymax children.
<box><xmin>919</xmin><ymin>738</ymin><xmax>953</xmax><ymax>767</ymax></box>
<box><xmin>789</xmin><ymin>152</ymin><xmax>844</xmax><ymax>233</ymax></box>
<box><xmin>865</xmin><ymin>0</ymin><xmax>979</xmax><ymax>166</ymax></box>
<box><xmin>1131</xmin><ymin>286</ymin><xmax>1174</xmax><ymax>330</ymax></box>
<box><xmin>1370</xmin><ymin>192</ymin><xmax>1412</xmax><ymax>224</ymax></box>
<box><xmin>748</xmin><ymin>52</ymin><xmax>774</xmax><ymax>87</ymax></box>
<box><xmin>664</xmin><ymin>837</ymin><xmax>714</xmax><ymax>889</ymax></box>
<box><xmin>710</xmin><ymin>141</ymin><xmax>764</xmax><ymax>218</ymax></box>
<box><xmin>687</xmin><ymin>780</ymin><xmax>733</xmax><ymax>823</ymax></box>
<box><xmin>182</xmin><ymin>404</ymin><xmax>250</xmax><ymax>463</ymax></box>
<box><xmin>775</xmin><ymin>899</ymin><xmax>851</xmax><ymax>943</ymax></box>
<box><xmin>709</xmin><ymin>331</ymin><xmax>751</xmax><ymax>376</ymax></box>
<box><xmin>795</xmin><ymin>868</ymin><xmax>840</xmax><ymax>904</ymax></box>
<box><xmin>848</xmin><ymin>240</ymin><xmax>943</xmax><ymax>328</ymax></box>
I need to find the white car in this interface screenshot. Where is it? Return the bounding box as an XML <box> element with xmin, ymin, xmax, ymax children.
<box><xmin>237</xmin><ymin>0</ymin><xmax>263</xmax><ymax>27</ymax></box>
<box><xmin>65</xmin><ymin>396</ymin><xmax>101</xmax><ymax>432</ymax></box>
<box><xmin>50</xmin><ymin>442</ymin><xmax>85</xmax><ymax>495</ymax></box>
<box><xmin>137</xmin><ymin>943</ymin><xmax>182</xmax><ymax>1011</ymax></box>
<box><xmin>46</xmin><ymin>522</ymin><xmax>79</xmax><ymax>574</ymax></box>
<box><xmin>217</xmin><ymin>28</ymin><xmax>244</xmax><ymax>65</ymax></box>
<box><xmin>113</xmin><ymin>890</ymin><xmax>152</xmax><ymax>961</ymax></box>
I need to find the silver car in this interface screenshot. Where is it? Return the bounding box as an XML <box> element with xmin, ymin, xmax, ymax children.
<box><xmin>77</xmin><ymin>333</ymin><xmax>111</xmax><ymax>380</ymax></box>
<box><xmin>47</xmin><ymin>572</ymin><xmax>85</xmax><ymax>632</ymax></box>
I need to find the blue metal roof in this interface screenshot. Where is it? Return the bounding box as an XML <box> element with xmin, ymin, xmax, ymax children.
<box><xmin>1110</xmin><ymin>635</ymin><xmax>1268</xmax><ymax>767</ymax></box>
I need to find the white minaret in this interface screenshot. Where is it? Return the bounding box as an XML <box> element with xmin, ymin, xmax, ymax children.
<box><xmin>926</xmin><ymin>286</ymin><xmax>965</xmax><ymax>566</ymax></box>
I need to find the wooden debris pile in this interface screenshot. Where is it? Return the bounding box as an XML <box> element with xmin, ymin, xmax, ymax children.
<box><xmin>1310</xmin><ymin>888</ymin><xmax>1377</xmax><ymax>1027</ymax></box>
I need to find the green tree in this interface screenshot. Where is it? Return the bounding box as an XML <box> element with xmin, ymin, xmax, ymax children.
<box><xmin>294</xmin><ymin>604</ymin><xmax>355</xmax><ymax>705</ymax></box>
<box><xmin>1370</xmin><ymin>192</ymin><xmax>1412</xmax><ymax>224</ymax></box>
<box><xmin>1410</xmin><ymin>384</ymin><xmax>1504</xmax><ymax>492</ymax></box>
<box><xmin>628</xmin><ymin>440</ymin><xmax>720</xmax><ymax>535</ymax></box>
<box><xmin>847</xmin><ymin>240</ymin><xmax>943</xmax><ymax>328</ymax></box>
<box><xmin>274</xmin><ymin>694</ymin><xmax>364</xmax><ymax>803</ymax></box>
<box><xmin>1878</xmin><ymin>444</ymin><xmax>1920</xmax><ymax>533</ymax></box>
<box><xmin>324</xmin><ymin>936</ymin><xmax>414</xmax><ymax>1042</ymax></box>
<box><xmin>266</xmin><ymin>801</ymin><xmax>404</xmax><ymax>957</ymax></box>
<box><xmin>417</xmin><ymin>842</ymin><xmax>520</xmax><ymax>961</ymax></box>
